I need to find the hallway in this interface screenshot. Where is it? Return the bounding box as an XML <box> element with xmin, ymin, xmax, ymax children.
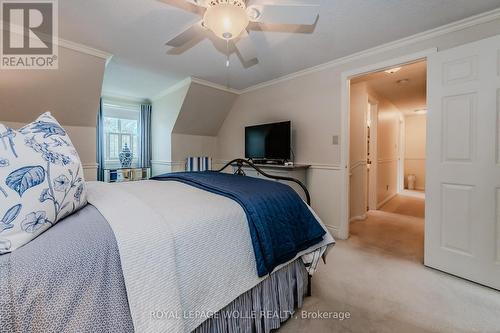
<box><xmin>350</xmin><ymin>194</ymin><xmax>425</xmax><ymax>262</ymax></box>
<box><xmin>379</xmin><ymin>194</ymin><xmax>425</xmax><ymax>218</ymax></box>
<box><xmin>281</xmin><ymin>194</ymin><xmax>500</xmax><ymax>332</ymax></box>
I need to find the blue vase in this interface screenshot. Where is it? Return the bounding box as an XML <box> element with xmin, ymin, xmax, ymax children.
<box><xmin>119</xmin><ymin>143</ymin><xmax>133</xmax><ymax>168</ymax></box>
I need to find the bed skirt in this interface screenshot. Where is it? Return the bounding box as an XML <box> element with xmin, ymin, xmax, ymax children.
<box><xmin>194</xmin><ymin>259</ymin><xmax>308</xmax><ymax>333</ymax></box>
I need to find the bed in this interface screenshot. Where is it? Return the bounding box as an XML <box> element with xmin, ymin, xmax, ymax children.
<box><xmin>0</xmin><ymin>159</ymin><xmax>334</xmax><ymax>333</ymax></box>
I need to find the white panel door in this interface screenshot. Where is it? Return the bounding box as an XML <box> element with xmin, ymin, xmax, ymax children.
<box><xmin>426</xmin><ymin>34</ymin><xmax>500</xmax><ymax>290</ymax></box>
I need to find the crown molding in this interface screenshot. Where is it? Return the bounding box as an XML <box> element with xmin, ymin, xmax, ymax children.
<box><xmin>0</xmin><ymin>20</ymin><xmax>113</xmax><ymax>64</ymax></box>
<box><xmin>239</xmin><ymin>7</ymin><xmax>500</xmax><ymax>94</ymax></box>
<box><xmin>153</xmin><ymin>76</ymin><xmax>240</xmax><ymax>101</ymax></box>
<box><xmin>153</xmin><ymin>7</ymin><xmax>500</xmax><ymax>95</ymax></box>
<box><xmin>152</xmin><ymin>77</ymin><xmax>193</xmax><ymax>101</ymax></box>
<box><xmin>101</xmin><ymin>92</ymin><xmax>151</xmax><ymax>105</ymax></box>
<box><xmin>191</xmin><ymin>77</ymin><xmax>241</xmax><ymax>95</ymax></box>
<box><xmin>58</xmin><ymin>38</ymin><xmax>113</xmax><ymax>64</ymax></box>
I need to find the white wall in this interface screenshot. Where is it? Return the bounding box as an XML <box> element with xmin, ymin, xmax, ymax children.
<box><xmin>404</xmin><ymin>114</ymin><xmax>427</xmax><ymax>190</ymax></box>
<box><xmin>216</xmin><ymin>17</ymin><xmax>500</xmax><ymax>237</ymax></box>
<box><xmin>151</xmin><ymin>82</ymin><xmax>190</xmax><ymax>175</ymax></box>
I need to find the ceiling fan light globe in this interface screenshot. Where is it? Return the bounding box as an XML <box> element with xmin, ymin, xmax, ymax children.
<box><xmin>203</xmin><ymin>3</ymin><xmax>249</xmax><ymax>40</ymax></box>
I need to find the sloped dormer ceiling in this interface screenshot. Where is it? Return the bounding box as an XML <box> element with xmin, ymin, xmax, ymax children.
<box><xmin>0</xmin><ymin>47</ymin><xmax>107</xmax><ymax>127</ymax></box>
<box><xmin>172</xmin><ymin>81</ymin><xmax>238</xmax><ymax>136</ymax></box>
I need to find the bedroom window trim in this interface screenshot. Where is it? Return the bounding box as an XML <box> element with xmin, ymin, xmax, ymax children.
<box><xmin>102</xmin><ymin>100</ymin><xmax>141</xmax><ymax>169</ymax></box>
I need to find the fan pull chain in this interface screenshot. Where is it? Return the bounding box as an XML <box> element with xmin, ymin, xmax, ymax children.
<box><xmin>225</xmin><ymin>39</ymin><xmax>230</xmax><ymax>89</ymax></box>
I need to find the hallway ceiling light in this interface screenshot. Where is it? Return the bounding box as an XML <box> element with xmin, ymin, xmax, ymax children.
<box><xmin>384</xmin><ymin>67</ymin><xmax>402</xmax><ymax>74</ymax></box>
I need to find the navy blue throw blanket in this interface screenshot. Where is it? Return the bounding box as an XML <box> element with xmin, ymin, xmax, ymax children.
<box><xmin>152</xmin><ymin>172</ymin><xmax>326</xmax><ymax>277</ymax></box>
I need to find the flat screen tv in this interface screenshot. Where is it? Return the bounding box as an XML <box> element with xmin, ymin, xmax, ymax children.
<box><xmin>245</xmin><ymin>121</ymin><xmax>291</xmax><ymax>162</ymax></box>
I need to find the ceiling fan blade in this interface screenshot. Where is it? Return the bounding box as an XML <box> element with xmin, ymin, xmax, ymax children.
<box><xmin>184</xmin><ymin>0</ymin><xmax>207</xmax><ymax>7</ymax></box>
<box><xmin>157</xmin><ymin>0</ymin><xmax>206</xmax><ymax>15</ymax></box>
<box><xmin>166</xmin><ymin>21</ymin><xmax>205</xmax><ymax>47</ymax></box>
<box><xmin>234</xmin><ymin>30</ymin><xmax>258</xmax><ymax>63</ymax></box>
<box><xmin>248</xmin><ymin>4</ymin><xmax>319</xmax><ymax>25</ymax></box>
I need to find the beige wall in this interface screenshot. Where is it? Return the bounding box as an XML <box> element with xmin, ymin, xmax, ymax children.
<box><xmin>404</xmin><ymin>114</ymin><xmax>427</xmax><ymax>190</ymax></box>
<box><xmin>349</xmin><ymin>82</ymin><xmax>368</xmax><ymax>220</ymax></box>
<box><xmin>348</xmin><ymin>82</ymin><xmax>401</xmax><ymax>217</ymax></box>
<box><xmin>216</xmin><ymin>75</ymin><xmax>343</xmax><ymax>234</ymax></box>
<box><xmin>2</xmin><ymin>121</ymin><xmax>98</xmax><ymax>181</ymax></box>
<box><xmin>375</xmin><ymin>98</ymin><xmax>401</xmax><ymax>206</ymax></box>
<box><xmin>171</xmin><ymin>133</ymin><xmax>217</xmax><ymax>166</ymax></box>
<box><xmin>0</xmin><ymin>47</ymin><xmax>105</xmax><ymax>127</ymax></box>
<box><xmin>173</xmin><ymin>82</ymin><xmax>238</xmax><ymax>136</ymax></box>
<box><xmin>0</xmin><ymin>46</ymin><xmax>107</xmax><ymax>180</ymax></box>
<box><xmin>216</xmin><ymin>17</ymin><xmax>500</xmax><ymax>237</ymax></box>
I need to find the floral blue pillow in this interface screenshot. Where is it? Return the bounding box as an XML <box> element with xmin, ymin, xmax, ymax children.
<box><xmin>0</xmin><ymin>112</ymin><xmax>87</xmax><ymax>253</ymax></box>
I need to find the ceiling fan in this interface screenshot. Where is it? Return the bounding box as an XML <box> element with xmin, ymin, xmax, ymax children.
<box><xmin>159</xmin><ymin>0</ymin><xmax>320</xmax><ymax>67</ymax></box>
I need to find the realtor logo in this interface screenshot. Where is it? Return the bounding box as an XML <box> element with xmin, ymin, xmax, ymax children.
<box><xmin>1</xmin><ymin>0</ymin><xmax>58</xmax><ymax>69</ymax></box>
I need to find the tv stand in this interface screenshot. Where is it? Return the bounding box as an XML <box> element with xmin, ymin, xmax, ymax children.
<box><xmin>251</xmin><ymin>159</ymin><xmax>285</xmax><ymax>166</ymax></box>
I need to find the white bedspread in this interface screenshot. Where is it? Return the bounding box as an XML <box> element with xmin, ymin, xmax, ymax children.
<box><xmin>86</xmin><ymin>180</ymin><xmax>334</xmax><ymax>333</ymax></box>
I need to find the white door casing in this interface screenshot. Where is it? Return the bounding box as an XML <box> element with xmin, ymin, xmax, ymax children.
<box><xmin>425</xmin><ymin>34</ymin><xmax>500</xmax><ymax>290</ymax></box>
<box><xmin>339</xmin><ymin>48</ymin><xmax>437</xmax><ymax>240</ymax></box>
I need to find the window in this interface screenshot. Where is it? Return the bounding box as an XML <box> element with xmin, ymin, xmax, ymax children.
<box><xmin>102</xmin><ymin>101</ymin><xmax>141</xmax><ymax>168</ymax></box>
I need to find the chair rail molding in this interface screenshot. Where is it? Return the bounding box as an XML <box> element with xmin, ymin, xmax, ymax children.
<box><xmin>151</xmin><ymin>160</ymin><xmax>185</xmax><ymax>166</ymax></box>
<box><xmin>82</xmin><ymin>163</ymin><xmax>99</xmax><ymax>170</ymax></box>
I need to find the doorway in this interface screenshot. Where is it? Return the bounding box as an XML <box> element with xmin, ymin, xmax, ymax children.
<box><xmin>340</xmin><ymin>36</ymin><xmax>500</xmax><ymax>290</ymax></box>
<box><xmin>346</xmin><ymin>59</ymin><xmax>428</xmax><ymax>262</ymax></box>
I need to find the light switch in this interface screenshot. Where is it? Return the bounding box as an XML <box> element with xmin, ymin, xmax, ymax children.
<box><xmin>332</xmin><ymin>135</ymin><xmax>339</xmax><ymax>145</ymax></box>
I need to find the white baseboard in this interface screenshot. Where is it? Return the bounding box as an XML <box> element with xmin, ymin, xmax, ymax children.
<box><xmin>400</xmin><ymin>189</ymin><xmax>426</xmax><ymax>199</ymax></box>
<box><xmin>349</xmin><ymin>214</ymin><xmax>367</xmax><ymax>223</ymax></box>
<box><xmin>377</xmin><ymin>193</ymin><xmax>397</xmax><ymax>209</ymax></box>
<box><xmin>326</xmin><ymin>225</ymin><xmax>343</xmax><ymax>239</ymax></box>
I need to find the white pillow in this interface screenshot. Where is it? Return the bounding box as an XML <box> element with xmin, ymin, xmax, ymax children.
<box><xmin>0</xmin><ymin>112</ymin><xmax>87</xmax><ymax>253</ymax></box>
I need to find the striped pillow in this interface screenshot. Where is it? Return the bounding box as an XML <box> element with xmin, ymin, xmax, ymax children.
<box><xmin>186</xmin><ymin>157</ymin><xmax>212</xmax><ymax>172</ymax></box>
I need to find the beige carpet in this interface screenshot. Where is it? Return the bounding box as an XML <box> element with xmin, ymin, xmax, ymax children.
<box><xmin>379</xmin><ymin>195</ymin><xmax>426</xmax><ymax>219</ymax></box>
<box><xmin>280</xmin><ymin>195</ymin><xmax>500</xmax><ymax>333</ymax></box>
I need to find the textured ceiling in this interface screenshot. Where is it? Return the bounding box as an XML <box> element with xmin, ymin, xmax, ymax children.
<box><xmin>352</xmin><ymin>61</ymin><xmax>427</xmax><ymax>115</ymax></box>
<box><xmin>58</xmin><ymin>0</ymin><xmax>500</xmax><ymax>99</ymax></box>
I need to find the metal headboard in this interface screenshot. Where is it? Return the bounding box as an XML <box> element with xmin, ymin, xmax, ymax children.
<box><xmin>217</xmin><ymin>158</ymin><xmax>311</xmax><ymax>206</ymax></box>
